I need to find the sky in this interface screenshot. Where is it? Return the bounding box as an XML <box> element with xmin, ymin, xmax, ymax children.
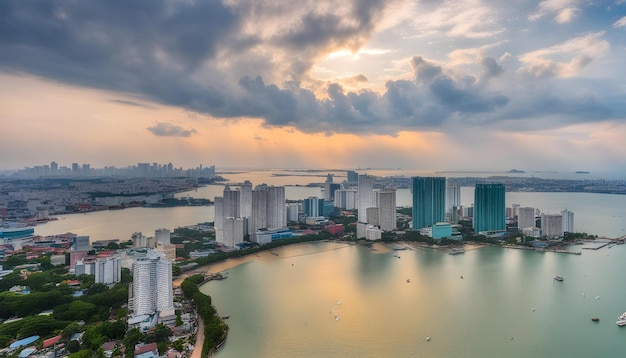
<box><xmin>2</xmin><ymin>0</ymin><xmax>626</xmax><ymax>173</ymax></box>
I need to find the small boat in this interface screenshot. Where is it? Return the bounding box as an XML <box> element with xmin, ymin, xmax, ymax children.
<box><xmin>406</xmin><ymin>279</ymin><xmax>411</xmax><ymax>283</ymax></box>
<box><xmin>335</xmin><ymin>315</ymin><xmax>340</xmax><ymax>321</ymax></box>
<box><xmin>554</xmin><ymin>275</ymin><xmax>564</xmax><ymax>281</ymax></box>
<box><xmin>460</xmin><ymin>275</ymin><xmax>464</xmax><ymax>279</ymax></box>
<box><xmin>426</xmin><ymin>337</ymin><xmax>431</xmax><ymax>342</ymax></box>
<box><xmin>591</xmin><ymin>318</ymin><xmax>599</xmax><ymax>322</ymax></box>
<box><xmin>221</xmin><ymin>315</ymin><xmax>230</xmax><ymax>319</ymax></box>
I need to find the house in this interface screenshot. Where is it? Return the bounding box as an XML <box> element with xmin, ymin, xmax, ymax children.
<box><xmin>134</xmin><ymin>342</ymin><xmax>158</xmax><ymax>358</ymax></box>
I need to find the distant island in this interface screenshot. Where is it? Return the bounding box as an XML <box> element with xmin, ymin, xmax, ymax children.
<box><xmin>507</xmin><ymin>169</ymin><xmax>526</xmax><ymax>173</ymax></box>
<box><xmin>575</xmin><ymin>171</ymin><xmax>590</xmax><ymax>174</ymax></box>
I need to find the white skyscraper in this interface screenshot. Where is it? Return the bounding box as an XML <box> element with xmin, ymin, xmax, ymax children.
<box><xmin>541</xmin><ymin>214</ymin><xmax>563</xmax><ymax>238</ymax></box>
<box><xmin>357</xmin><ymin>174</ymin><xmax>376</xmax><ymax>223</ymax></box>
<box><xmin>266</xmin><ymin>186</ymin><xmax>286</xmax><ymax>229</ymax></box>
<box><xmin>518</xmin><ymin>207</ymin><xmax>536</xmax><ymax>229</ymax></box>
<box><xmin>155</xmin><ymin>228</ymin><xmax>171</xmax><ymax>246</ymax></box>
<box><xmin>94</xmin><ymin>256</ymin><xmax>121</xmax><ymax>285</ymax></box>
<box><xmin>131</xmin><ymin>251</ymin><xmax>173</xmax><ymax>316</ymax></box>
<box><xmin>249</xmin><ymin>185</ymin><xmax>287</xmax><ymax>235</ymax></box>
<box><xmin>334</xmin><ymin>189</ymin><xmax>357</xmax><ymax>210</ymax></box>
<box><xmin>223</xmin><ymin>217</ymin><xmax>245</xmax><ymax>247</ymax></box>
<box><xmin>240</xmin><ymin>180</ymin><xmax>253</xmax><ymax>219</ymax></box>
<box><xmin>214</xmin><ymin>197</ymin><xmax>224</xmax><ymax>243</ymax></box>
<box><xmin>286</xmin><ymin>203</ymin><xmax>299</xmax><ymax>222</ymax></box>
<box><xmin>561</xmin><ymin>209</ymin><xmax>574</xmax><ymax>233</ymax></box>
<box><xmin>377</xmin><ymin>189</ymin><xmax>397</xmax><ymax>231</ymax></box>
<box><xmin>324</xmin><ymin>174</ymin><xmax>333</xmax><ymax>201</ymax></box>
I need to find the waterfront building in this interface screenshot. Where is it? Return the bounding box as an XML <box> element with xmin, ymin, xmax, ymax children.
<box><xmin>357</xmin><ymin>174</ymin><xmax>377</xmax><ymax>227</ymax></box>
<box><xmin>366</xmin><ymin>207</ymin><xmax>379</xmax><ymax>227</ymax></box>
<box><xmin>334</xmin><ymin>189</ymin><xmax>357</xmax><ymax>210</ymax></box>
<box><xmin>130</xmin><ymin>250</ymin><xmax>173</xmax><ymax>317</ymax></box>
<box><xmin>431</xmin><ymin>222</ymin><xmax>453</xmax><ymax>240</ymax></box>
<box><xmin>72</xmin><ymin>235</ymin><xmax>90</xmax><ymax>251</ymax></box>
<box><xmin>240</xmin><ymin>180</ymin><xmax>253</xmax><ymax>219</ymax></box>
<box><xmin>214</xmin><ymin>196</ymin><xmax>224</xmax><ymax>241</ymax></box>
<box><xmin>223</xmin><ymin>186</ymin><xmax>241</xmax><ymax>218</ymax></box>
<box><xmin>517</xmin><ymin>207</ymin><xmax>536</xmax><ymax>229</ymax></box>
<box><xmin>94</xmin><ymin>256</ymin><xmax>121</xmax><ymax>285</ymax></box>
<box><xmin>561</xmin><ymin>209</ymin><xmax>574</xmax><ymax>233</ymax></box>
<box><xmin>132</xmin><ymin>232</ymin><xmax>147</xmax><ymax>249</ymax></box>
<box><xmin>446</xmin><ymin>178</ymin><xmax>461</xmax><ymax>223</ymax></box>
<box><xmin>250</xmin><ymin>185</ymin><xmax>286</xmax><ymax>233</ymax></box>
<box><xmin>541</xmin><ymin>214</ymin><xmax>563</xmax><ymax>238</ymax></box>
<box><xmin>286</xmin><ymin>203</ymin><xmax>299</xmax><ymax>222</ymax></box>
<box><xmin>223</xmin><ymin>217</ymin><xmax>245</xmax><ymax>247</ymax></box>
<box><xmin>347</xmin><ymin>170</ymin><xmax>359</xmax><ymax>184</ymax></box>
<box><xmin>365</xmin><ymin>225</ymin><xmax>382</xmax><ymax>241</ymax></box>
<box><xmin>324</xmin><ymin>174</ymin><xmax>333</xmax><ymax>201</ymax></box>
<box><xmin>154</xmin><ymin>228</ymin><xmax>170</xmax><ymax>246</ymax></box>
<box><xmin>304</xmin><ymin>197</ymin><xmax>322</xmax><ymax>217</ymax></box>
<box><xmin>377</xmin><ymin>188</ymin><xmax>397</xmax><ymax>231</ymax></box>
<box><xmin>473</xmin><ymin>183</ymin><xmax>506</xmax><ymax>234</ymax></box>
<box><xmin>412</xmin><ymin>177</ymin><xmax>446</xmax><ymax>230</ymax></box>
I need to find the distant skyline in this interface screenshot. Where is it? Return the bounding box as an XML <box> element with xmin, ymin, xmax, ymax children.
<box><xmin>2</xmin><ymin>1</ymin><xmax>626</xmax><ymax>172</ymax></box>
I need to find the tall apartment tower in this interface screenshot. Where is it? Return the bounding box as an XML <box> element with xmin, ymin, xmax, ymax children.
<box><xmin>377</xmin><ymin>188</ymin><xmax>397</xmax><ymax>231</ymax></box>
<box><xmin>446</xmin><ymin>178</ymin><xmax>461</xmax><ymax>223</ymax></box>
<box><xmin>214</xmin><ymin>196</ymin><xmax>224</xmax><ymax>242</ymax></box>
<box><xmin>561</xmin><ymin>209</ymin><xmax>574</xmax><ymax>233</ymax></box>
<box><xmin>357</xmin><ymin>174</ymin><xmax>376</xmax><ymax>223</ymax></box>
<box><xmin>94</xmin><ymin>256</ymin><xmax>121</xmax><ymax>285</ymax></box>
<box><xmin>249</xmin><ymin>185</ymin><xmax>287</xmax><ymax>235</ymax></box>
<box><xmin>473</xmin><ymin>183</ymin><xmax>506</xmax><ymax>233</ymax></box>
<box><xmin>215</xmin><ymin>186</ymin><xmax>243</xmax><ymax>247</ymax></box>
<box><xmin>517</xmin><ymin>207</ymin><xmax>536</xmax><ymax>229</ymax></box>
<box><xmin>324</xmin><ymin>174</ymin><xmax>333</xmax><ymax>201</ymax></box>
<box><xmin>412</xmin><ymin>177</ymin><xmax>446</xmax><ymax>230</ymax></box>
<box><xmin>155</xmin><ymin>228</ymin><xmax>171</xmax><ymax>246</ymax></box>
<box><xmin>131</xmin><ymin>251</ymin><xmax>173</xmax><ymax>316</ymax></box>
<box><xmin>334</xmin><ymin>189</ymin><xmax>357</xmax><ymax>210</ymax></box>
<box><xmin>347</xmin><ymin>170</ymin><xmax>359</xmax><ymax>184</ymax></box>
<box><xmin>541</xmin><ymin>214</ymin><xmax>563</xmax><ymax>238</ymax></box>
<box><xmin>240</xmin><ymin>180</ymin><xmax>253</xmax><ymax>218</ymax></box>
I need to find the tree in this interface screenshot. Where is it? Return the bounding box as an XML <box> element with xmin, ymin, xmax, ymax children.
<box><xmin>172</xmin><ymin>265</ymin><xmax>182</xmax><ymax>277</ymax></box>
<box><xmin>66</xmin><ymin>340</ymin><xmax>81</xmax><ymax>353</ymax></box>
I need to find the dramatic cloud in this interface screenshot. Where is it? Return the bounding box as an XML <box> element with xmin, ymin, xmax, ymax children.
<box><xmin>147</xmin><ymin>122</ymin><xmax>198</xmax><ymax>137</ymax></box>
<box><xmin>614</xmin><ymin>16</ymin><xmax>626</xmax><ymax>28</ymax></box>
<box><xmin>529</xmin><ymin>0</ymin><xmax>581</xmax><ymax>23</ymax></box>
<box><xmin>0</xmin><ymin>0</ymin><xmax>624</xmax><ymax>139</ymax></box>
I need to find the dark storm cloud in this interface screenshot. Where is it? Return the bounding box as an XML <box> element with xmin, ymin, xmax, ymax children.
<box><xmin>1</xmin><ymin>0</ymin><xmax>613</xmax><ymax>136</ymax></box>
<box><xmin>107</xmin><ymin>99</ymin><xmax>156</xmax><ymax>109</ymax></box>
<box><xmin>147</xmin><ymin>122</ymin><xmax>198</xmax><ymax>137</ymax></box>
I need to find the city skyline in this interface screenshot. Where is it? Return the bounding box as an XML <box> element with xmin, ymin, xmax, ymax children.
<box><xmin>2</xmin><ymin>1</ymin><xmax>626</xmax><ymax>172</ymax></box>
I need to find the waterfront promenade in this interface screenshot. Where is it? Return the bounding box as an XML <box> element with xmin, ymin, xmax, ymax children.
<box><xmin>190</xmin><ymin>318</ymin><xmax>204</xmax><ymax>358</ymax></box>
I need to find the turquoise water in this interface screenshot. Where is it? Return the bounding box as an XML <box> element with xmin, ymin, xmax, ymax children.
<box><xmin>202</xmin><ymin>242</ymin><xmax>626</xmax><ymax>358</ymax></box>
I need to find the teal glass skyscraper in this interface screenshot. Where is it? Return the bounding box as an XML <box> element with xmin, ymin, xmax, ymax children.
<box><xmin>412</xmin><ymin>177</ymin><xmax>446</xmax><ymax>230</ymax></box>
<box><xmin>473</xmin><ymin>183</ymin><xmax>506</xmax><ymax>233</ymax></box>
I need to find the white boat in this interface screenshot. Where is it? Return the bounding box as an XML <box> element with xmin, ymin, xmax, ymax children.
<box><xmin>554</xmin><ymin>275</ymin><xmax>564</xmax><ymax>281</ymax></box>
<box><xmin>617</xmin><ymin>320</ymin><xmax>626</xmax><ymax>327</ymax></box>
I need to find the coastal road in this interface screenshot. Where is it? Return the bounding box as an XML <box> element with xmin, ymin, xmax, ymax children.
<box><xmin>190</xmin><ymin>317</ymin><xmax>204</xmax><ymax>358</ymax></box>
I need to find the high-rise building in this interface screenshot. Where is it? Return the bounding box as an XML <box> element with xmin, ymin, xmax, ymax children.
<box><xmin>155</xmin><ymin>228</ymin><xmax>170</xmax><ymax>246</ymax></box>
<box><xmin>303</xmin><ymin>197</ymin><xmax>321</xmax><ymax>217</ymax></box>
<box><xmin>334</xmin><ymin>189</ymin><xmax>357</xmax><ymax>210</ymax></box>
<box><xmin>249</xmin><ymin>185</ymin><xmax>287</xmax><ymax>234</ymax></box>
<box><xmin>214</xmin><ymin>196</ymin><xmax>224</xmax><ymax>242</ymax></box>
<box><xmin>347</xmin><ymin>170</ymin><xmax>359</xmax><ymax>184</ymax></box>
<box><xmin>324</xmin><ymin>174</ymin><xmax>333</xmax><ymax>201</ymax></box>
<box><xmin>357</xmin><ymin>174</ymin><xmax>376</xmax><ymax>223</ymax></box>
<box><xmin>240</xmin><ymin>180</ymin><xmax>252</xmax><ymax>218</ymax></box>
<box><xmin>446</xmin><ymin>178</ymin><xmax>461</xmax><ymax>222</ymax></box>
<box><xmin>213</xmin><ymin>185</ymin><xmax>244</xmax><ymax>247</ymax></box>
<box><xmin>561</xmin><ymin>209</ymin><xmax>574</xmax><ymax>233</ymax></box>
<box><xmin>72</xmin><ymin>236</ymin><xmax>90</xmax><ymax>251</ymax></box>
<box><xmin>377</xmin><ymin>189</ymin><xmax>396</xmax><ymax>231</ymax></box>
<box><xmin>473</xmin><ymin>183</ymin><xmax>506</xmax><ymax>233</ymax></box>
<box><xmin>94</xmin><ymin>256</ymin><xmax>121</xmax><ymax>285</ymax></box>
<box><xmin>132</xmin><ymin>232</ymin><xmax>147</xmax><ymax>248</ymax></box>
<box><xmin>131</xmin><ymin>250</ymin><xmax>173</xmax><ymax>316</ymax></box>
<box><xmin>412</xmin><ymin>177</ymin><xmax>446</xmax><ymax>230</ymax></box>
<box><xmin>286</xmin><ymin>203</ymin><xmax>299</xmax><ymax>222</ymax></box>
<box><xmin>541</xmin><ymin>214</ymin><xmax>563</xmax><ymax>238</ymax></box>
<box><xmin>517</xmin><ymin>207</ymin><xmax>536</xmax><ymax>229</ymax></box>
<box><xmin>266</xmin><ymin>186</ymin><xmax>286</xmax><ymax>229</ymax></box>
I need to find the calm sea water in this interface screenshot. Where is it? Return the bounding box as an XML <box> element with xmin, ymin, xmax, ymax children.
<box><xmin>203</xmin><ymin>242</ymin><xmax>626</xmax><ymax>358</ymax></box>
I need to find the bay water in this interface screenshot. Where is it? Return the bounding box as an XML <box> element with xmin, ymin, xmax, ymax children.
<box><xmin>203</xmin><ymin>241</ymin><xmax>626</xmax><ymax>358</ymax></box>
